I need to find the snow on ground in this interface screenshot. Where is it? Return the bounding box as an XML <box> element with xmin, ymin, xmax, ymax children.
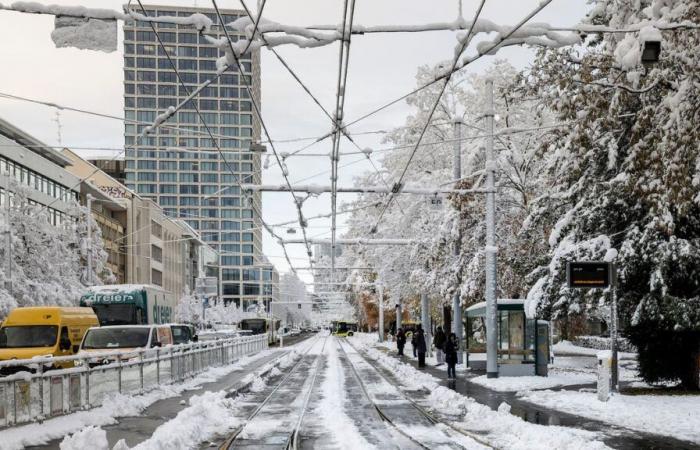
<box><xmin>470</xmin><ymin>372</ymin><xmax>595</xmax><ymax>392</ymax></box>
<box><xmin>519</xmin><ymin>389</ymin><xmax>700</xmax><ymax>444</ymax></box>
<box><xmin>314</xmin><ymin>339</ymin><xmax>375</xmax><ymax>449</ymax></box>
<box><xmin>59</xmin><ymin>426</ymin><xmax>108</xmax><ymax>450</ymax></box>
<box><xmin>554</xmin><ymin>341</ymin><xmax>636</xmax><ymax>359</ymax></box>
<box><xmin>0</xmin><ymin>349</ymin><xmax>276</xmax><ymax>449</ymax></box>
<box><xmin>119</xmin><ymin>390</ymin><xmax>242</xmax><ymax>450</ymax></box>
<box><xmin>350</xmin><ymin>333</ymin><xmax>610</xmax><ymax>450</ymax></box>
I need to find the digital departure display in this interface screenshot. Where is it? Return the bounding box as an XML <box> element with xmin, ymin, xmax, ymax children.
<box><xmin>567</xmin><ymin>262</ymin><xmax>611</xmax><ymax>288</ymax></box>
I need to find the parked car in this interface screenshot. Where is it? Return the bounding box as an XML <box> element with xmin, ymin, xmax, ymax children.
<box><xmin>170</xmin><ymin>324</ymin><xmax>198</xmax><ymax>345</ymax></box>
<box><xmin>0</xmin><ymin>307</ymin><xmax>99</xmax><ymax>373</ymax></box>
<box><xmin>78</xmin><ymin>325</ymin><xmax>173</xmax><ymax>365</ymax></box>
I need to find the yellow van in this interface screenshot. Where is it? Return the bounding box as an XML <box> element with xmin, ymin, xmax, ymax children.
<box><xmin>0</xmin><ymin>307</ymin><xmax>99</xmax><ymax>372</ymax></box>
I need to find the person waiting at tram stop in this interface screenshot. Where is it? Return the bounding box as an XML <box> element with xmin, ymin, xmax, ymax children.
<box><xmin>444</xmin><ymin>332</ymin><xmax>458</xmax><ymax>379</ymax></box>
<box><xmin>396</xmin><ymin>327</ymin><xmax>406</xmax><ymax>356</ymax></box>
<box><xmin>416</xmin><ymin>326</ymin><xmax>427</xmax><ymax>368</ymax></box>
<box><xmin>433</xmin><ymin>326</ymin><xmax>446</xmax><ymax>366</ymax></box>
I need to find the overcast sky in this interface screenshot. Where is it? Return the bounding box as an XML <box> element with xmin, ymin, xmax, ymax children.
<box><xmin>0</xmin><ymin>0</ymin><xmax>590</xmax><ymax>284</ymax></box>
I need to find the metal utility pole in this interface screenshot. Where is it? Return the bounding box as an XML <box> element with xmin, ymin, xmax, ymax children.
<box><xmin>86</xmin><ymin>194</ymin><xmax>93</xmax><ymax>286</ymax></box>
<box><xmin>378</xmin><ymin>282</ymin><xmax>384</xmax><ymax>342</ymax></box>
<box><xmin>421</xmin><ymin>291</ymin><xmax>432</xmax><ymax>357</ymax></box>
<box><xmin>610</xmin><ymin>270</ymin><xmax>619</xmax><ymax>391</ymax></box>
<box><xmin>4</xmin><ymin>174</ymin><xmax>12</xmax><ymax>296</ymax></box>
<box><xmin>484</xmin><ymin>79</ymin><xmax>499</xmax><ymax>379</ymax></box>
<box><xmin>452</xmin><ymin>118</ymin><xmax>464</xmax><ymax>364</ymax></box>
<box><xmin>396</xmin><ymin>298</ymin><xmax>402</xmax><ymax>332</ymax></box>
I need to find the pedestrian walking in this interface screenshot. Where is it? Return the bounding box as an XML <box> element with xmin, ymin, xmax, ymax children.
<box><xmin>411</xmin><ymin>331</ymin><xmax>418</xmax><ymax>357</ymax></box>
<box><xmin>444</xmin><ymin>332</ymin><xmax>458</xmax><ymax>379</ymax></box>
<box><xmin>433</xmin><ymin>326</ymin><xmax>446</xmax><ymax>366</ymax></box>
<box><xmin>396</xmin><ymin>327</ymin><xmax>406</xmax><ymax>356</ymax></box>
<box><xmin>416</xmin><ymin>327</ymin><xmax>427</xmax><ymax>368</ymax></box>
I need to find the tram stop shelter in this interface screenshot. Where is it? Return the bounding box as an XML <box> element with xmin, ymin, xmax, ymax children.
<box><xmin>464</xmin><ymin>299</ymin><xmax>550</xmax><ymax>377</ymax></box>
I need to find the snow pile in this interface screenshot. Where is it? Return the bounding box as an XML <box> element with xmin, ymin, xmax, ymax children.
<box><xmin>51</xmin><ymin>16</ymin><xmax>117</xmax><ymax>52</ymax></box>
<box><xmin>613</xmin><ymin>34</ymin><xmax>641</xmax><ymax>70</ymax></box>
<box><xmin>470</xmin><ymin>372</ymin><xmax>595</xmax><ymax>392</ymax></box>
<box><xmin>123</xmin><ymin>391</ymin><xmax>241</xmax><ymax>450</ymax></box>
<box><xmin>59</xmin><ymin>426</ymin><xmax>108</xmax><ymax>450</ymax></box>
<box><xmin>314</xmin><ymin>341</ymin><xmax>375</xmax><ymax>449</ymax></box>
<box><xmin>519</xmin><ymin>390</ymin><xmax>700</xmax><ymax>444</ymax></box>
<box><xmin>350</xmin><ymin>335</ymin><xmax>609</xmax><ymax>450</ymax></box>
<box><xmin>0</xmin><ymin>349</ymin><xmax>275</xmax><ymax>448</ymax></box>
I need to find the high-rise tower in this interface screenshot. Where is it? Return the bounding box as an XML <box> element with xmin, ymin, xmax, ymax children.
<box><xmin>123</xmin><ymin>5</ymin><xmax>273</xmax><ymax>311</ymax></box>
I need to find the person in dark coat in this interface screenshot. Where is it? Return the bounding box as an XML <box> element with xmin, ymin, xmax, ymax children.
<box><xmin>444</xmin><ymin>332</ymin><xmax>458</xmax><ymax>379</ymax></box>
<box><xmin>433</xmin><ymin>326</ymin><xmax>446</xmax><ymax>366</ymax></box>
<box><xmin>416</xmin><ymin>327</ymin><xmax>427</xmax><ymax>368</ymax></box>
<box><xmin>396</xmin><ymin>327</ymin><xmax>406</xmax><ymax>356</ymax></box>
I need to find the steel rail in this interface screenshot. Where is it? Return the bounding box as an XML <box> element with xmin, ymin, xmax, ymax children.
<box><xmin>220</xmin><ymin>334</ymin><xmax>328</xmax><ymax>449</ymax></box>
<box><xmin>341</xmin><ymin>339</ymin><xmax>496</xmax><ymax>449</ymax></box>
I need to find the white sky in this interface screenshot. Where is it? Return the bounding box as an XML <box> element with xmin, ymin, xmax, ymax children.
<box><xmin>0</xmin><ymin>0</ymin><xmax>590</xmax><ymax>284</ymax></box>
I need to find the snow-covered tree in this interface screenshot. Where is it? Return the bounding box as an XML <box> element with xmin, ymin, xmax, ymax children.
<box><xmin>0</xmin><ymin>181</ymin><xmax>111</xmax><ymax>317</ymax></box>
<box><xmin>343</xmin><ymin>60</ymin><xmax>554</xmax><ymax>316</ymax></box>
<box><xmin>522</xmin><ymin>0</ymin><xmax>700</xmax><ymax>388</ymax></box>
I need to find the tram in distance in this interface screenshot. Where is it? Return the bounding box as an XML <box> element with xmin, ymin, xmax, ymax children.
<box><xmin>332</xmin><ymin>321</ymin><xmax>358</xmax><ymax>337</ymax></box>
<box><xmin>239</xmin><ymin>318</ymin><xmax>281</xmax><ymax>344</ymax></box>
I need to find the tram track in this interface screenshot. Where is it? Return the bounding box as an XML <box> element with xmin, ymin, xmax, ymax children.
<box><xmin>219</xmin><ymin>333</ymin><xmax>329</xmax><ymax>450</ymax></box>
<box><xmin>338</xmin><ymin>338</ymin><xmax>496</xmax><ymax>450</ymax></box>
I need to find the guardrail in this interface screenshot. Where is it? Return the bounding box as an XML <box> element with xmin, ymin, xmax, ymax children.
<box><xmin>0</xmin><ymin>334</ymin><xmax>268</xmax><ymax>429</ymax></box>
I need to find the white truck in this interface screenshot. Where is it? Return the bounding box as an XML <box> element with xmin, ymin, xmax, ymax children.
<box><xmin>80</xmin><ymin>284</ymin><xmax>176</xmax><ymax>326</ymax></box>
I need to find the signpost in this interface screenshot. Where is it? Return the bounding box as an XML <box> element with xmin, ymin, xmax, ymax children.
<box><xmin>567</xmin><ymin>261</ymin><xmax>618</xmax><ymax>393</ymax></box>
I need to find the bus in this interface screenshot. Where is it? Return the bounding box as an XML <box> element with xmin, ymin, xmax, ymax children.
<box><xmin>80</xmin><ymin>284</ymin><xmax>176</xmax><ymax>326</ymax></box>
<box><xmin>332</xmin><ymin>321</ymin><xmax>358</xmax><ymax>337</ymax></box>
<box><xmin>239</xmin><ymin>318</ymin><xmax>281</xmax><ymax>345</ymax></box>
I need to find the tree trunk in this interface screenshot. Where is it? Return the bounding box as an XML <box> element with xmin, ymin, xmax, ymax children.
<box><xmin>680</xmin><ymin>345</ymin><xmax>700</xmax><ymax>390</ymax></box>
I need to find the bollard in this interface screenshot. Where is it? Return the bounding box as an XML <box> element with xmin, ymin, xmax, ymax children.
<box><xmin>117</xmin><ymin>354</ymin><xmax>123</xmax><ymax>394</ymax></box>
<box><xmin>37</xmin><ymin>363</ymin><xmax>44</xmax><ymax>419</ymax></box>
<box><xmin>597</xmin><ymin>350</ymin><xmax>612</xmax><ymax>402</ymax></box>
<box><xmin>139</xmin><ymin>350</ymin><xmax>144</xmax><ymax>393</ymax></box>
<box><xmin>84</xmin><ymin>356</ymin><xmax>91</xmax><ymax>408</ymax></box>
<box><xmin>155</xmin><ymin>347</ymin><xmax>160</xmax><ymax>385</ymax></box>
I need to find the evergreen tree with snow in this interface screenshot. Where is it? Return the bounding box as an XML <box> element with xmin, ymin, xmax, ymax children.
<box><xmin>522</xmin><ymin>0</ymin><xmax>700</xmax><ymax>388</ymax></box>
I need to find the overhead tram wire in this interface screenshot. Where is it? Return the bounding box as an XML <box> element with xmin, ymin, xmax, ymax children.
<box><xmin>211</xmin><ymin>0</ymin><xmax>315</xmax><ymax>265</ymax></box>
<box><xmin>132</xmin><ymin>0</ymin><xmax>300</xmax><ymax>273</ymax></box>
<box><xmin>369</xmin><ymin>0</ymin><xmax>556</xmax><ymax>234</ymax></box>
<box><xmin>330</xmin><ymin>0</ymin><xmax>357</xmax><ymax>276</ymax></box>
<box><xmin>338</xmin><ymin>1</ymin><xmax>555</xmax><ymax>141</ymax></box>
<box><xmin>237</xmin><ymin>0</ymin><xmax>400</xmax><ymax>213</ymax></box>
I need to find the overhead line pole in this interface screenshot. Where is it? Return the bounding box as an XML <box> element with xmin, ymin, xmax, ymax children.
<box><xmin>484</xmin><ymin>79</ymin><xmax>499</xmax><ymax>379</ymax></box>
<box><xmin>452</xmin><ymin>118</ymin><xmax>463</xmax><ymax>364</ymax></box>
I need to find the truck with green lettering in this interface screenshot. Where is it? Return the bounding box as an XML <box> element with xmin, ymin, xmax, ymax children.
<box><xmin>79</xmin><ymin>284</ymin><xmax>176</xmax><ymax>326</ymax></box>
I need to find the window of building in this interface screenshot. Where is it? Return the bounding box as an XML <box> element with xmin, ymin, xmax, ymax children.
<box><xmin>221</xmin><ymin>232</ymin><xmax>240</xmax><ymax>242</ymax></box>
<box><xmin>178</xmin><ymin>33</ymin><xmax>198</xmax><ymax>44</ymax></box>
<box><xmin>221</xmin><ymin>255</ymin><xmax>240</xmax><ymax>266</ymax></box>
<box><xmin>242</xmin><ymin>269</ymin><xmax>259</xmax><ymax>281</ymax></box>
<box><xmin>180</xmin><ymin>185</ymin><xmax>199</xmax><ymax>194</ymax></box>
<box><xmin>199</xmin><ymin>47</ymin><xmax>218</xmax><ymax>57</ymax></box>
<box><xmin>178</xmin><ymin>59</ymin><xmax>197</xmax><ymax>71</ymax></box>
<box><xmin>151</xmin><ymin>245</ymin><xmax>163</xmax><ymax>263</ymax></box>
<box><xmin>158</xmin><ymin>98</ymin><xmax>177</xmax><ymax>108</ymax></box>
<box><xmin>242</xmin><ymin>233</ymin><xmax>254</xmax><ymax>242</ymax></box>
<box><xmin>159</xmin><ymin>32</ymin><xmax>176</xmax><ymax>43</ymax></box>
<box><xmin>137</xmin><ymin>184</ymin><xmax>157</xmax><ymax>194</ymax></box>
<box><xmin>242</xmin><ymin>244</ymin><xmax>254</xmax><ymax>253</ymax></box>
<box><xmin>199</xmin><ymin>60</ymin><xmax>217</xmax><ymax>71</ymax></box>
<box><xmin>158</xmin><ymin>85</ymin><xmax>176</xmax><ymax>96</ymax></box>
<box><xmin>159</xmin><ymin>196</ymin><xmax>177</xmax><ymax>206</ymax></box>
<box><xmin>151</xmin><ymin>268</ymin><xmax>163</xmax><ymax>286</ymax></box>
<box><xmin>137</xmin><ymin>172</ymin><xmax>156</xmax><ymax>181</ymax></box>
<box><xmin>243</xmin><ymin>283</ymin><xmax>259</xmax><ymax>295</ymax></box>
<box><xmin>137</xmin><ymin>97</ymin><xmax>156</xmax><ymax>108</ymax></box>
<box><xmin>221</xmin><ymin>221</ymin><xmax>239</xmax><ymax>230</ymax></box>
<box><xmin>220</xmin><ymin>100</ymin><xmax>238</xmax><ymax>111</ymax></box>
<box><xmin>159</xmin><ymin>184</ymin><xmax>177</xmax><ymax>194</ymax></box>
<box><xmin>223</xmin><ymin>283</ymin><xmax>240</xmax><ymax>296</ymax></box>
<box><xmin>199</xmin><ymin>99</ymin><xmax>218</xmax><ymax>111</ymax></box>
<box><xmin>222</xmin><ymin>269</ymin><xmax>240</xmax><ymax>281</ymax></box>
<box><xmin>137</xmin><ymin>160</ymin><xmax>156</xmax><ymax>170</ymax></box>
<box><xmin>137</xmin><ymin>57</ymin><xmax>155</xmax><ymax>68</ymax></box>
<box><xmin>180</xmin><ymin>196</ymin><xmax>199</xmax><ymax>206</ymax></box>
<box><xmin>158</xmin><ymin>72</ymin><xmax>177</xmax><ymax>83</ymax></box>
<box><xmin>180</xmin><ymin>72</ymin><xmax>197</xmax><ymax>83</ymax></box>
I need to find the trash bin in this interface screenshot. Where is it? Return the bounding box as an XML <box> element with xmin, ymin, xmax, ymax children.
<box><xmin>597</xmin><ymin>350</ymin><xmax>612</xmax><ymax>402</ymax></box>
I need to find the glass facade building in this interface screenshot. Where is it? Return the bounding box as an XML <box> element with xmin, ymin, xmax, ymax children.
<box><xmin>123</xmin><ymin>5</ymin><xmax>274</xmax><ymax>310</ymax></box>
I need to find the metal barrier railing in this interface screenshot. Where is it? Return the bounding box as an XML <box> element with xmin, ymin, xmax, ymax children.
<box><xmin>0</xmin><ymin>334</ymin><xmax>268</xmax><ymax>428</ymax></box>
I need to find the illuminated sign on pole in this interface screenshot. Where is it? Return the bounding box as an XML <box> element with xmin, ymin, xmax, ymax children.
<box><xmin>567</xmin><ymin>262</ymin><xmax>611</xmax><ymax>289</ymax></box>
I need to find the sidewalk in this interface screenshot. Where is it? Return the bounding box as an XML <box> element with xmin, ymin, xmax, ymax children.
<box><xmin>374</xmin><ymin>347</ymin><xmax>699</xmax><ymax>450</ymax></box>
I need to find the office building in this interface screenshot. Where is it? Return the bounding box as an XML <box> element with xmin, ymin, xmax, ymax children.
<box><xmin>0</xmin><ymin>117</ymin><xmax>79</xmax><ymax>225</ymax></box>
<box><xmin>122</xmin><ymin>5</ymin><xmax>272</xmax><ymax>310</ymax></box>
